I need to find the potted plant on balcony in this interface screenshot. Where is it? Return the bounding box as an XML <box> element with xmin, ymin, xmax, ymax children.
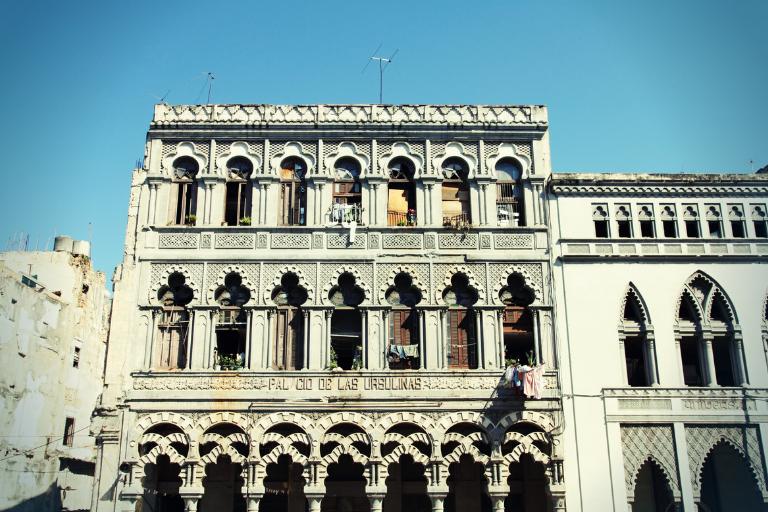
<box><xmin>239</xmin><ymin>216</ymin><xmax>252</xmax><ymax>226</ymax></box>
<box><xmin>407</xmin><ymin>209</ymin><xmax>416</xmax><ymax>226</ymax></box>
<box><xmin>218</xmin><ymin>354</ymin><xmax>243</xmax><ymax>371</ymax></box>
<box><xmin>184</xmin><ymin>214</ymin><xmax>197</xmax><ymax>226</ymax></box>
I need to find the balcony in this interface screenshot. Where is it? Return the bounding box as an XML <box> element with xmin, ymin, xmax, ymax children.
<box><xmin>387</xmin><ymin>210</ymin><xmax>417</xmax><ymax>227</ymax></box>
<box><xmin>330</xmin><ymin>203</ymin><xmax>364</xmax><ymax>224</ymax></box>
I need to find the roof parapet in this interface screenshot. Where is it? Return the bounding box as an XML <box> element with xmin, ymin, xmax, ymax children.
<box><xmin>152</xmin><ymin>103</ymin><xmax>548</xmax><ymax>127</ymax></box>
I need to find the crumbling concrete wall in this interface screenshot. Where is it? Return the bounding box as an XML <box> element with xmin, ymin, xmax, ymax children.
<box><xmin>0</xmin><ymin>251</ymin><xmax>110</xmax><ymax>512</ymax></box>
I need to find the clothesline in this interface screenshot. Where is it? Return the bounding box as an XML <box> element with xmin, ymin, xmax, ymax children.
<box><xmin>503</xmin><ymin>363</ymin><xmax>546</xmax><ymax>399</ymax></box>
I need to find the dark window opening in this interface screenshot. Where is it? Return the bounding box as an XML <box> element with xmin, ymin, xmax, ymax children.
<box><xmin>279</xmin><ymin>158</ymin><xmax>307</xmax><ymax>226</ymax></box>
<box><xmin>388</xmin><ymin>309</ymin><xmax>420</xmax><ymax>369</ymax></box>
<box><xmin>172</xmin><ymin>156</ymin><xmax>199</xmax><ymax>226</ymax></box>
<box><xmin>63</xmin><ymin>417</ymin><xmax>75</xmax><ymax>447</ymax></box>
<box><xmin>685</xmin><ymin>220</ymin><xmax>700</xmax><ymax>238</ymax></box>
<box><xmin>157</xmin><ymin>308</ymin><xmax>189</xmax><ymax>369</ymax></box>
<box><xmin>662</xmin><ymin>220</ymin><xmax>677</xmax><ymax>238</ymax></box>
<box><xmin>731</xmin><ymin>220</ymin><xmax>745</xmax><ymax>238</ymax></box>
<box><xmin>624</xmin><ymin>336</ymin><xmax>649</xmax><ymax>387</ymax></box>
<box><xmin>754</xmin><ymin>220</ymin><xmax>768</xmax><ymax>238</ymax></box>
<box><xmin>708</xmin><ymin>220</ymin><xmax>723</xmax><ymax>238</ymax></box>
<box><xmin>72</xmin><ymin>346</ymin><xmax>80</xmax><ymax>368</ymax></box>
<box><xmin>617</xmin><ymin>220</ymin><xmax>632</xmax><ymax>238</ymax></box>
<box><xmin>331</xmin><ymin>309</ymin><xmax>362</xmax><ymax>370</ymax></box>
<box><xmin>388</xmin><ymin>157</ymin><xmax>417</xmax><ymax>226</ymax></box>
<box><xmin>712</xmin><ymin>337</ymin><xmax>735</xmax><ymax>386</ymax></box>
<box><xmin>640</xmin><ymin>220</ymin><xmax>655</xmax><ymax>238</ymax></box>
<box><xmin>680</xmin><ymin>337</ymin><xmax>703</xmax><ymax>386</ymax></box>
<box><xmin>224</xmin><ymin>182</ymin><xmax>252</xmax><ymax>226</ymax></box>
<box><xmin>447</xmin><ymin>309</ymin><xmax>478</xmax><ymax>369</ymax></box>
<box><xmin>216</xmin><ymin>309</ymin><xmax>246</xmax><ymax>370</ymax></box>
<box><xmin>503</xmin><ymin>306</ymin><xmax>534</xmax><ymax>365</ymax></box>
<box><xmin>594</xmin><ymin>220</ymin><xmax>609</xmax><ymax>238</ymax></box>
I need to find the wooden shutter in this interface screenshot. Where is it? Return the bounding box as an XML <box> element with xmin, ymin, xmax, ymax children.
<box><xmin>389</xmin><ymin>310</ymin><xmax>417</xmax><ymax>346</ymax></box>
<box><xmin>275</xmin><ymin>307</ymin><xmax>303</xmax><ymax>370</ymax></box>
<box><xmin>448</xmin><ymin>309</ymin><xmax>477</xmax><ymax>369</ymax></box>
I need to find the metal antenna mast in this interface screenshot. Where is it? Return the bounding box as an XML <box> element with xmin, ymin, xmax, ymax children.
<box><xmin>363</xmin><ymin>46</ymin><xmax>399</xmax><ymax>104</ymax></box>
<box><xmin>206</xmin><ymin>72</ymin><xmax>215</xmax><ymax>104</ymax></box>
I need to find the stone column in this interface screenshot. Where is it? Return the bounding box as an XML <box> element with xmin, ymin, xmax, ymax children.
<box><xmin>733</xmin><ymin>332</ymin><xmax>748</xmax><ymax>385</ymax></box>
<box><xmin>307</xmin><ymin>495</ymin><xmax>323</xmax><ymax>512</ymax></box>
<box><xmin>368</xmin><ymin>494</ymin><xmax>385</xmax><ymax>512</ymax></box>
<box><xmin>428</xmin><ymin>493</ymin><xmax>446</xmax><ymax>512</ymax></box>
<box><xmin>182</xmin><ymin>496</ymin><xmax>200</xmax><ymax>511</ymax></box>
<box><xmin>702</xmin><ymin>332</ymin><xmax>718</xmax><ymax>386</ymax></box>
<box><xmin>646</xmin><ymin>332</ymin><xmax>659</xmax><ymax>385</ymax></box>
<box><xmin>245</xmin><ymin>495</ymin><xmax>261</xmax><ymax>512</ymax></box>
<box><xmin>490</xmin><ymin>494</ymin><xmax>506</xmax><ymax>512</ymax></box>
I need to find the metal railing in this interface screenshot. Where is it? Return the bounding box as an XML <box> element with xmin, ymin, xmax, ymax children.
<box><xmin>330</xmin><ymin>203</ymin><xmax>364</xmax><ymax>224</ymax></box>
<box><xmin>496</xmin><ymin>202</ymin><xmax>521</xmax><ymax>227</ymax></box>
<box><xmin>442</xmin><ymin>213</ymin><xmax>471</xmax><ymax>229</ymax></box>
<box><xmin>387</xmin><ymin>210</ymin><xmax>417</xmax><ymax>227</ymax></box>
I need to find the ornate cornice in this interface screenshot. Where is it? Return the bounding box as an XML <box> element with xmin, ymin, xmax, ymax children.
<box><xmin>551</xmin><ymin>184</ymin><xmax>768</xmax><ymax>196</ymax></box>
<box><xmin>152</xmin><ymin>104</ymin><xmax>548</xmax><ymax>127</ymax></box>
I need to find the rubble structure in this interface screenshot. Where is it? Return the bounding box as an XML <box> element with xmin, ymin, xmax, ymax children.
<box><xmin>91</xmin><ymin>103</ymin><xmax>768</xmax><ymax>512</ymax></box>
<box><xmin>0</xmin><ymin>241</ymin><xmax>110</xmax><ymax>512</ymax></box>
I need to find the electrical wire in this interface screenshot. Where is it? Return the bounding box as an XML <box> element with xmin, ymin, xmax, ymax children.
<box><xmin>0</xmin><ymin>424</ymin><xmax>92</xmax><ymax>463</ymax></box>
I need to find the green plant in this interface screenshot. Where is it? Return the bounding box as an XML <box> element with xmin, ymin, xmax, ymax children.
<box><xmin>185</xmin><ymin>214</ymin><xmax>197</xmax><ymax>225</ymax></box>
<box><xmin>327</xmin><ymin>347</ymin><xmax>338</xmax><ymax>370</ymax></box>
<box><xmin>218</xmin><ymin>354</ymin><xmax>243</xmax><ymax>371</ymax></box>
<box><xmin>397</xmin><ymin>221</ymin><xmax>406</xmax><ymax>227</ymax></box>
<box><xmin>504</xmin><ymin>358</ymin><xmax>518</xmax><ymax>367</ymax></box>
<box><xmin>239</xmin><ymin>216</ymin><xmax>252</xmax><ymax>226</ymax></box>
<box><xmin>526</xmin><ymin>350</ymin><xmax>536</xmax><ymax>366</ymax></box>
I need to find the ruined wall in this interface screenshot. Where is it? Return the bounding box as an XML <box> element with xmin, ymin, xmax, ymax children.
<box><xmin>0</xmin><ymin>251</ymin><xmax>110</xmax><ymax>511</ymax></box>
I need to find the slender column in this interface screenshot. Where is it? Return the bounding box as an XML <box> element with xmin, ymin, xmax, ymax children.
<box><xmin>304</xmin><ymin>309</ymin><xmax>311</xmax><ymax>369</ymax></box>
<box><xmin>183</xmin><ymin>497</ymin><xmax>199</xmax><ymax>512</ymax></box>
<box><xmin>369</xmin><ymin>494</ymin><xmax>385</xmax><ymax>512</ymax></box>
<box><xmin>480</xmin><ymin>183</ymin><xmax>488</xmax><ymax>225</ymax></box>
<box><xmin>646</xmin><ymin>332</ymin><xmax>659</xmax><ymax>385</ymax></box>
<box><xmin>429</xmin><ymin>493</ymin><xmax>446</xmax><ymax>512</ymax></box>
<box><xmin>246</xmin><ymin>496</ymin><xmax>260</xmax><ymax>512</ymax></box>
<box><xmin>490</xmin><ymin>494</ymin><xmax>505</xmax><ymax>512</ymax></box>
<box><xmin>532</xmin><ymin>308</ymin><xmax>541</xmax><ymax>364</ymax></box>
<box><xmin>307</xmin><ymin>496</ymin><xmax>322</xmax><ymax>512</ymax></box>
<box><xmin>618</xmin><ymin>335</ymin><xmax>628</xmax><ymax>385</ymax></box>
<box><xmin>245</xmin><ymin>310</ymin><xmax>253</xmax><ymax>369</ymax></box>
<box><xmin>733</xmin><ymin>333</ymin><xmax>748</xmax><ymax>385</ymax></box>
<box><xmin>145</xmin><ymin>310</ymin><xmax>157</xmax><ymax>370</ymax></box>
<box><xmin>702</xmin><ymin>332</ymin><xmax>718</xmax><ymax>386</ymax></box>
<box><xmin>497</xmin><ymin>309</ymin><xmax>505</xmax><ymax>367</ymax></box>
<box><xmin>675</xmin><ymin>335</ymin><xmax>686</xmax><ymax>385</ymax></box>
<box><xmin>672</xmin><ymin>423</ymin><xmax>696</xmax><ymax>510</ymax></box>
<box><xmin>419</xmin><ymin>309</ymin><xmax>426</xmax><ymax>369</ymax></box>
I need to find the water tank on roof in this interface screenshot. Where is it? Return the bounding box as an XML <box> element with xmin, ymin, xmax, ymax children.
<box><xmin>54</xmin><ymin>236</ymin><xmax>74</xmax><ymax>253</ymax></box>
<box><xmin>72</xmin><ymin>240</ymin><xmax>91</xmax><ymax>258</ymax></box>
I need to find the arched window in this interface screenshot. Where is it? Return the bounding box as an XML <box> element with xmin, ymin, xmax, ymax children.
<box><xmin>620</xmin><ymin>286</ymin><xmax>657</xmax><ymax>387</ymax></box>
<box><xmin>388</xmin><ymin>157</ymin><xmax>417</xmax><ymax>226</ymax></box>
<box><xmin>271</xmin><ymin>273</ymin><xmax>308</xmax><ymax>370</ymax></box>
<box><xmin>329</xmin><ymin>273</ymin><xmax>365</xmax><ymax>370</ymax></box>
<box><xmin>499</xmin><ymin>274</ymin><xmax>535</xmax><ymax>366</ymax></box>
<box><xmin>279</xmin><ymin>157</ymin><xmax>307</xmax><ymax>226</ymax></box>
<box><xmin>172</xmin><ymin>156</ymin><xmax>199</xmax><ymax>225</ymax></box>
<box><xmin>676</xmin><ymin>273</ymin><xmax>746</xmax><ymax>387</ymax></box>
<box><xmin>155</xmin><ymin>272</ymin><xmax>193</xmax><ymax>369</ymax></box>
<box><xmin>332</xmin><ymin>157</ymin><xmax>363</xmax><ymax>223</ymax></box>
<box><xmin>443</xmin><ymin>273</ymin><xmax>479</xmax><ymax>369</ymax></box>
<box><xmin>224</xmin><ymin>157</ymin><xmax>253</xmax><ymax>226</ymax></box>
<box><xmin>214</xmin><ymin>273</ymin><xmax>250</xmax><ymax>370</ymax></box>
<box><xmin>385</xmin><ymin>273</ymin><xmax>423</xmax><ymax>369</ymax></box>
<box><xmin>441</xmin><ymin>158</ymin><xmax>471</xmax><ymax>227</ymax></box>
<box><xmin>495</xmin><ymin>159</ymin><xmax>524</xmax><ymax>227</ymax></box>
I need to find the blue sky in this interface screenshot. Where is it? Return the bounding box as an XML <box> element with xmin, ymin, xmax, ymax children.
<box><xmin>0</xmin><ymin>0</ymin><xmax>766</xmax><ymax>278</ymax></box>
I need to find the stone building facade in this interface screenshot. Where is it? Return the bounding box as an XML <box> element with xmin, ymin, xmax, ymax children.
<box><xmin>0</xmin><ymin>245</ymin><xmax>111</xmax><ymax>512</ymax></box>
<box><xmin>92</xmin><ymin>104</ymin><xmax>562</xmax><ymax>512</ymax></box>
<box><xmin>91</xmin><ymin>103</ymin><xmax>768</xmax><ymax>512</ymax></box>
<box><xmin>550</xmin><ymin>173</ymin><xmax>768</xmax><ymax>512</ymax></box>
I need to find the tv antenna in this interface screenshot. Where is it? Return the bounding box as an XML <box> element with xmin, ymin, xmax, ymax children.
<box><xmin>205</xmin><ymin>72</ymin><xmax>215</xmax><ymax>104</ymax></box>
<box><xmin>362</xmin><ymin>45</ymin><xmax>399</xmax><ymax>104</ymax></box>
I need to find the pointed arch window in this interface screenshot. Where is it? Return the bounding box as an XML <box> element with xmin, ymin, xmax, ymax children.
<box><xmin>279</xmin><ymin>157</ymin><xmax>307</xmax><ymax>226</ymax></box>
<box><xmin>495</xmin><ymin>159</ymin><xmax>524</xmax><ymax>227</ymax></box>
<box><xmin>441</xmin><ymin>158</ymin><xmax>471</xmax><ymax>227</ymax></box>
<box><xmin>172</xmin><ymin>157</ymin><xmax>199</xmax><ymax>225</ymax></box>
<box><xmin>155</xmin><ymin>272</ymin><xmax>193</xmax><ymax>369</ymax></box>
<box><xmin>385</xmin><ymin>273</ymin><xmax>422</xmax><ymax>369</ymax></box>
<box><xmin>224</xmin><ymin>157</ymin><xmax>253</xmax><ymax>226</ymax></box>
<box><xmin>271</xmin><ymin>273</ymin><xmax>308</xmax><ymax>370</ymax></box>
<box><xmin>214</xmin><ymin>273</ymin><xmax>250</xmax><ymax>370</ymax></box>
<box><xmin>676</xmin><ymin>273</ymin><xmax>747</xmax><ymax>387</ymax></box>
<box><xmin>332</xmin><ymin>157</ymin><xmax>363</xmax><ymax>223</ymax></box>
<box><xmin>619</xmin><ymin>286</ymin><xmax>658</xmax><ymax>387</ymax></box>
<box><xmin>443</xmin><ymin>273</ymin><xmax>479</xmax><ymax>369</ymax></box>
<box><xmin>387</xmin><ymin>157</ymin><xmax>417</xmax><ymax>226</ymax></box>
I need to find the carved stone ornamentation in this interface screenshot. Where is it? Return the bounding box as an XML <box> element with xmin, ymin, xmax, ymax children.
<box><xmin>620</xmin><ymin>425</ymin><xmax>680</xmax><ymax>500</ymax></box>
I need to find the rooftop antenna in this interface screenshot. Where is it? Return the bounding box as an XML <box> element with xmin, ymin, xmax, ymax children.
<box><xmin>363</xmin><ymin>45</ymin><xmax>399</xmax><ymax>104</ymax></box>
<box><xmin>206</xmin><ymin>72</ymin><xmax>215</xmax><ymax>104</ymax></box>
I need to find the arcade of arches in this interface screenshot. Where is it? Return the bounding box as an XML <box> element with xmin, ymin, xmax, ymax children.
<box><xmin>125</xmin><ymin>411</ymin><xmax>563</xmax><ymax>512</ymax></box>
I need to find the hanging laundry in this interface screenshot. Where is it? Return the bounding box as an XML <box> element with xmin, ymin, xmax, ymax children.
<box><xmin>402</xmin><ymin>345</ymin><xmax>419</xmax><ymax>358</ymax></box>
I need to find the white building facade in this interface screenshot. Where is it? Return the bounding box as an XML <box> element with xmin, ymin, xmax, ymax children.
<box><xmin>92</xmin><ymin>104</ymin><xmax>563</xmax><ymax>512</ymax></box>
<box><xmin>550</xmin><ymin>174</ymin><xmax>768</xmax><ymax>512</ymax></box>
